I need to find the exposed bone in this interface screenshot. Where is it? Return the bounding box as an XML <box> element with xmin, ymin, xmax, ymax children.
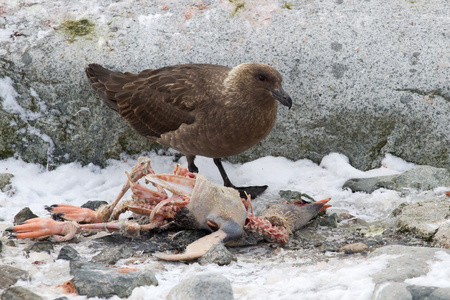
<box><xmin>107</xmin><ymin>157</ymin><xmax>157</xmax><ymax>217</ymax></box>
<box><xmin>145</xmin><ymin>174</ymin><xmax>195</xmax><ymax>196</ymax></box>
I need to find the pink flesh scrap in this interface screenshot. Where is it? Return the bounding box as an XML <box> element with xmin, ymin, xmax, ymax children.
<box><xmin>8</xmin><ymin>157</ymin><xmax>331</xmax><ymax>261</ymax></box>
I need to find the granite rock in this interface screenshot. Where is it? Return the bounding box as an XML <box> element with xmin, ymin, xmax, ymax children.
<box><xmin>369</xmin><ymin>245</ymin><xmax>450</xmax><ymax>283</ymax></box>
<box><xmin>13</xmin><ymin>207</ymin><xmax>38</xmax><ymax>225</ymax></box>
<box><xmin>0</xmin><ymin>265</ymin><xmax>29</xmax><ymax>289</ymax></box>
<box><xmin>0</xmin><ymin>286</ymin><xmax>44</xmax><ymax>300</ymax></box>
<box><xmin>373</xmin><ymin>282</ymin><xmax>450</xmax><ymax>300</ymax></box>
<box><xmin>24</xmin><ymin>241</ymin><xmax>54</xmax><ymax>254</ymax></box>
<box><xmin>57</xmin><ymin>245</ymin><xmax>81</xmax><ymax>261</ymax></box>
<box><xmin>91</xmin><ymin>244</ymin><xmax>134</xmax><ymax>264</ymax></box>
<box><xmin>428</xmin><ymin>288</ymin><xmax>450</xmax><ymax>300</ymax></box>
<box><xmin>343</xmin><ymin>166</ymin><xmax>450</xmax><ymax>193</ymax></box>
<box><xmin>198</xmin><ymin>242</ymin><xmax>237</xmax><ymax>266</ymax></box>
<box><xmin>70</xmin><ymin>261</ymin><xmax>158</xmax><ymax>298</ymax></box>
<box><xmin>168</xmin><ymin>272</ymin><xmax>234</xmax><ymax>300</ymax></box>
<box><xmin>0</xmin><ymin>0</ymin><xmax>448</xmax><ymax>170</ymax></box>
<box><xmin>373</xmin><ymin>282</ymin><xmax>412</xmax><ymax>300</ymax></box>
<box><xmin>0</xmin><ymin>173</ymin><xmax>14</xmax><ymax>194</ymax></box>
<box><xmin>393</xmin><ymin>198</ymin><xmax>450</xmax><ymax>246</ymax></box>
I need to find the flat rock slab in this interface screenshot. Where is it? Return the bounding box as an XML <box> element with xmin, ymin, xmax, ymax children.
<box><xmin>91</xmin><ymin>244</ymin><xmax>135</xmax><ymax>264</ymax></box>
<box><xmin>369</xmin><ymin>245</ymin><xmax>450</xmax><ymax>283</ymax></box>
<box><xmin>373</xmin><ymin>282</ymin><xmax>450</xmax><ymax>300</ymax></box>
<box><xmin>70</xmin><ymin>261</ymin><xmax>158</xmax><ymax>298</ymax></box>
<box><xmin>343</xmin><ymin>166</ymin><xmax>450</xmax><ymax>193</ymax></box>
<box><xmin>393</xmin><ymin>198</ymin><xmax>450</xmax><ymax>246</ymax></box>
<box><xmin>370</xmin><ymin>245</ymin><xmax>450</xmax><ymax>300</ymax></box>
<box><xmin>1</xmin><ymin>286</ymin><xmax>44</xmax><ymax>300</ymax></box>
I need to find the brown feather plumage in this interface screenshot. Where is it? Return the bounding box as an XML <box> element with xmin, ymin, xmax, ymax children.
<box><xmin>85</xmin><ymin>62</ymin><xmax>292</xmax><ymax>159</ymax></box>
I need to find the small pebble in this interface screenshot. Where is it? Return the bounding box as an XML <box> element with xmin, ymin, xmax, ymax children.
<box><xmin>339</xmin><ymin>242</ymin><xmax>369</xmax><ymax>254</ymax></box>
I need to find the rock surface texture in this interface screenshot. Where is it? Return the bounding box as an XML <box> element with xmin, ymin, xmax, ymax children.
<box><xmin>0</xmin><ymin>0</ymin><xmax>448</xmax><ymax>169</ymax></box>
<box><xmin>393</xmin><ymin>198</ymin><xmax>450</xmax><ymax>248</ymax></box>
<box><xmin>344</xmin><ymin>166</ymin><xmax>450</xmax><ymax>193</ymax></box>
<box><xmin>70</xmin><ymin>261</ymin><xmax>158</xmax><ymax>298</ymax></box>
<box><xmin>370</xmin><ymin>245</ymin><xmax>450</xmax><ymax>300</ymax></box>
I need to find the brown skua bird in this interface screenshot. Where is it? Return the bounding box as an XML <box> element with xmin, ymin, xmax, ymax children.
<box><xmin>85</xmin><ymin>63</ymin><xmax>292</xmax><ymax>198</ymax></box>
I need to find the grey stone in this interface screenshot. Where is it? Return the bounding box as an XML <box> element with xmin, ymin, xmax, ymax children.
<box><xmin>70</xmin><ymin>261</ymin><xmax>158</xmax><ymax>298</ymax></box>
<box><xmin>198</xmin><ymin>242</ymin><xmax>237</xmax><ymax>266</ymax></box>
<box><xmin>369</xmin><ymin>245</ymin><xmax>450</xmax><ymax>283</ymax></box>
<box><xmin>0</xmin><ymin>265</ymin><xmax>29</xmax><ymax>289</ymax></box>
<box><xmin>375</xmin><ymin>286</ymin><xmax>450</xmax><ymax>300</ymax></box>
<box><xmin>279</xmin><ymin>190</ymin><xmax>316</xmax><ymax>203</ymax></box>
<box><xmin>57</xmin><ymin>245</ymin><xmax>81</xmax><ymax>261</ymax></box>
<box><xmin>13</xmin><ymin>207</ymin><xmax>38</xmax><ymax>225</ymax></box>
<box><xmin>317</xmin><ymin>212</ymin><xmax>339</xmax><ymax>227</ymax></box>
<box><xmin>168</xmin><ymin>272</ymin><xmax>234</xmax><ymax>300</ymax></box>
<box><xmin>372</xmin><ymin>282</ymin><xmax>412</xmax><ymax>300</ymax></box>
<box><xmin>0</xmin><ymin>286</ymin><xmax>44</xmax><ymax>300</ymax></box>
<box><xmin>21</xmin><ymin>52</ymin><xmax>32</xmax><ymax>65</ymax></box>
<box><xmin>406</xmin><ymin>285</ymin><xmax>438</xmax><ymax>299</ymax></box>
<box><xmin>0</xmin><ymin>173</ymin><xmax>13</xmax><ymax>193</ymax></box>
<box><xmin>394</xmin><ymin>198</ymin><xmax>450</xmax><ymax>241</ymax></box>
<box><xmin>80</xmin><ymin>200</ymin><xmax>108</xmax><ymax>211</ymax></box>
<box><xmin>433</xmin><ymin>222</ymin><xmax>450</xmax><ymax>249</ymax></box>
<box><xmin>25</xmin><ymin>241</ymin><xmax>54</xmax><ymax>254</ymax></box>
<box><xmin>344</xmin><ymin>166</ymin><xmax>450</xmax><ymax>193</ymax></box>
<box><xmin>0</xmin><ymin>0</ymin><xmax>448</xmax><ymax>170</ymax></box>
<box><xmin>392</xmin><ymin>166</ymin><xmax>450</xmax><ymax>190</ymax></box>
<box><xmin>3</xmin><ymin>240</ymin><xmax>15</xmax><ymax>247</ymax></box>
<box><xmin>430</xmin><ymin>288</ymin><xmax>450</xmax><ymax>300</ymax></box>
<box><xmin>91</xmin><ymin>244</ymin><xmax>134</xmax><ymax>264</ymax></box>
<box><xmin>344</xmin><ymin>176</ymin><xmax>398</xmax><ymax>194</ymax></box>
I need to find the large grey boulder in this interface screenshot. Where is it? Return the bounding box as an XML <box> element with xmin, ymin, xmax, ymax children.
<box><xmin>343</xmin><ymin>166</ymin><xmax>450</xmax><ymax>193</ymax></box>
<box><xmin>1</xmin><ymin>0</ymin><xmax>448</xmax><ymax>169</ymax></box>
